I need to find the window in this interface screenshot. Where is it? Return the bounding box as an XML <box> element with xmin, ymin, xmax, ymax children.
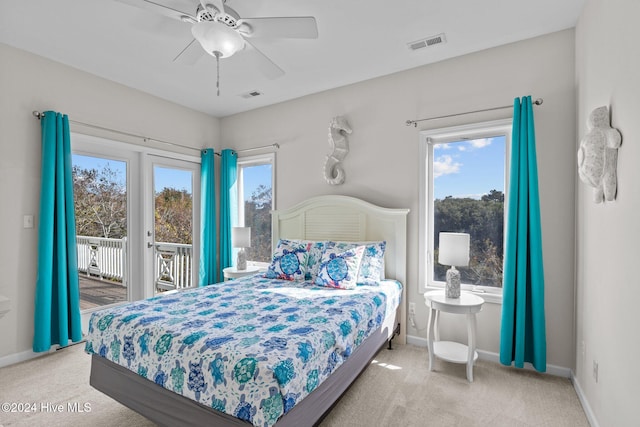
<box><xmin>419</xmin><ymin>119</ymin><xmax>511</xmax><ymax>298</ymax></box>
<box><xmin>237</xmin><ymin>153</ymin><xmax>275</xmax><ymax>264</ymax></box>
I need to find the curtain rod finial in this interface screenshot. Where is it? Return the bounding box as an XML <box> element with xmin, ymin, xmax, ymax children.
<box><xmin>534</xmin><ymin>98</ymin><xmax>543</xmax><ymax>106</ymax></box>
<box><xmin>33</xmin><ymin>111</ymin><xmax>43</xmax><ymax>119</ymax></box>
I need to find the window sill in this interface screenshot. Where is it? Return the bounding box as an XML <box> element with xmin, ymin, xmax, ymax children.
<box><xmin>423</xmin><ymin>285</ymin><xmax>503</xmax><ymax>305</ymax></box>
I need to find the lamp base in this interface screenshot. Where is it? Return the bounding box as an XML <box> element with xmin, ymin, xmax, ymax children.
<box><xmin>445</xmin><ymin>266</ymin><xmax>460</xmax><ymax>298</ymax></box>
<box><xmin>236</xmin><ymin>249</ymin><xmax>247</xmax><ymax>271</ymax></box>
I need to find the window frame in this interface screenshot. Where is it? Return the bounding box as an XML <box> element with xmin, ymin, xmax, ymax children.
<box><xmin>236</xmin><ymin>152</ymin><xmax>276</xmax><ymax>267</ymax></box>
<box><xmin>418</xmin><ymin>119</ymin><xmax>512</xmax><ymax>303</ymax></box>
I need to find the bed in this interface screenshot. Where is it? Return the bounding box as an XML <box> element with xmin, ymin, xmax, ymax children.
<box><xmin>86</xmin><ymin>195</ymin><xmax>409</xmax><ymax>426</ymax></box>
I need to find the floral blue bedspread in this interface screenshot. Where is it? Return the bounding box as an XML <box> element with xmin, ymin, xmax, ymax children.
<box><xmin>85</xmin><ymin>275</ymin><xmax>402</xmax><ymax>427</ymax></box>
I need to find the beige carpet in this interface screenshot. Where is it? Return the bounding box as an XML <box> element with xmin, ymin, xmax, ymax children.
<box><xmin>0</xmin><ymin>343</ymin><xmax>588</xmax><ymax>427</ymax></box>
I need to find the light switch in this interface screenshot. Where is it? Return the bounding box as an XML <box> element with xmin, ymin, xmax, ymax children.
<box><xmin>23</xmin><ymin>215</ymin><xmax>34</xmax><ymax>229</ymax></box>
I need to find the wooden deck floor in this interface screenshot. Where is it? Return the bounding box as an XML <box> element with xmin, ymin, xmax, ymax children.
<box><xmin>79</xmin><ymin>275</ymin><xmax>127</xmax><ymax>310</ymax></box>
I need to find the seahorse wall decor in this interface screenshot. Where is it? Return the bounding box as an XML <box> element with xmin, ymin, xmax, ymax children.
<box><xmin>577</xmin><ymin>106</ymin><xmax>622</xmax><ymax>203</ymax></box>
<box><xmin>323</xmin><ymin>116</ymin><xmax>352</xmax><ymax>185</ymax></box>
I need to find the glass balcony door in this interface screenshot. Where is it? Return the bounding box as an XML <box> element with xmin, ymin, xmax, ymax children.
<box><xmin>144</xmin><ymin>155</ymin><xmax>200</xmax><ymax>295</ymax></box>
<box><xmin>72</xmin><ymin>134</ymin><xmax>200</xmax><ymax>331</ymax></box>
<box><xmin>72</xmin><ymin>153</ymin><xmax>130</xmax><ymax>310</ymax></box>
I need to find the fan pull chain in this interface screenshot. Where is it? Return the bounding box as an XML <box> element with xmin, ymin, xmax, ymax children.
<box><xmin>215</xmin><ymin>52</ymin><xmax>220</xmax><ymax>96</ymax></box>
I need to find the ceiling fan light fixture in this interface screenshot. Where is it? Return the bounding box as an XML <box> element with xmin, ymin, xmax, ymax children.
<box><xmin>191</xmin><ymin>20</ymin><xmax>244</xmax><ymax>58</ymax></box>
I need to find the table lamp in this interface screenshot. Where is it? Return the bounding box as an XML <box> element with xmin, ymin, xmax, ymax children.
<box><xmin>438</xmin><ymin>232</ymin><xmax>470</xmax><ymax>298</ymax></box>
<box><xmin>232</xmin><ymin>227</ymin><xmax>251</xmax><ymax>270</ymax></box>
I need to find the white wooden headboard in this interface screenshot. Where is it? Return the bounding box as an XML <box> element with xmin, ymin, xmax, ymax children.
<box><xmin>271</xmin><ymin>195</ymin><xmax>410</xmax><ymax>344</ymax></box>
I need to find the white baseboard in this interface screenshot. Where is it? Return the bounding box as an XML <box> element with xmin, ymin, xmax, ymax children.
<box><xmin>0</xmin><ymin>347</ymin><xmax>55</xmax><ymax>368</ymax></box>
<box><xmin>571</xmin><ymin>372</ymin><xmax>599</xmax><ymax>427</ymax></box>
<box><xmin>406</xmin><ymin>334</ymin><xmax>428</xmax><ymax>347</ymax></box>
<box><xmin>406</xmin><ymin>334</ymin><xmax>572</xmax><ymax>378</ymax></box>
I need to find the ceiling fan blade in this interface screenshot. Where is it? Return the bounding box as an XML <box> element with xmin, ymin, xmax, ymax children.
<box><xmin>173</xmin><ymin>39</ymin><xmax>205</xmax><ymax>64</ymax></box>
<box><xmin>199</xmin><ymin>0</ymin><xmax>226</xmax><ymax>16</ymax></box>
<box><xmin>114</xmin><ymin>0</ymin><xmax>196</xmax><ymax>22</ymax></box>
<box><xmin>242</xmin><ymin>39</ymin><xmax>285</xmax><ymax>80</ymax></box>
<box><xmin>238</xmin><ymin>17</ymin><xmax>318</xmax><ymax>39</ymax></box>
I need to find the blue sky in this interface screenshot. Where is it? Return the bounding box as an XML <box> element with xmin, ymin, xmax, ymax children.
<box><xmin>154</xmin><ymin>166</ymin><xmax>193</xmax><ymax>193</ymax></box>
<box><xmin>72</xmin><ymin>154</ymin><xmax>127</xmax><ymax>185</ymax></box>
<box><xmin>433</xmin><ymin>136</ymin><xmax>505</xmax><ymax>199</ymax></box>
<box><xmin>72</xmin><ymin>154</ymin><xmax>193</xmax><ymax>193</ymax></box>
<box><xmin>72</xmin><ymin>154</ymin><xmax>270</xmax><ymax>199</ymax></box>
<box><xmin>241</xmin><ymin>164</ymin><xmax>271</xmax><ymax>201</ymax></box>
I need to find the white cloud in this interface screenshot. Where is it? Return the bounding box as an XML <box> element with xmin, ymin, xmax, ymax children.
<box><xmin>434</xmin><ymin>143</ymin><xmax>452</xmax><ymax>150</ymax></box>
<box><xmin>433</xmin><ymin>155</ymin><xmax>462</xmax><ymax>178</ymax></box>
<box><xmin>469</xmin><ymin>138</ymin><xmax>492</xmax><ymax>148</ymax></box>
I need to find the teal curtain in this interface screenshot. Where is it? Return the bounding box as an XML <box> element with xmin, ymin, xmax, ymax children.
<box><xmin>33</xmin><ymin>111</ymin><xmax>82</xmax><ymax>352</ymax></box>
<box><xmin>219</xmin><ymin>149</ymin><xmax>238</xmax><ymax>279</ymax></box>
<box><xmin>199</xmin><ymin>149</ymin><xmax>217</xmax><ymax>286</ymax></box>
<box><xmin>500</xmin><ymin>96</ymin><xmax>547</xmax><ymax>372</ymax></box>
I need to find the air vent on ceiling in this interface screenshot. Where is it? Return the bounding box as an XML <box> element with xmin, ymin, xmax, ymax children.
<box><xmin>407</xmin><ymin>33</ymin><xmax>447</xmax><ymax>51</ymax></box>
<box><xmin>240</xmin><ymin>90</ymin><xmax>263</xmax><ymax>99</ymax></box>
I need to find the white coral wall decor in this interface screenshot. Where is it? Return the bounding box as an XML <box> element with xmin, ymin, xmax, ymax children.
<box><xmin>577</xmin><ymin>106</ymin><xmax>622</xmax><ymax>203</ymax></box>
<box><xmin>323</xmin><ymin>116</ymin><xmax>352</xmax><ymax>185</ymax></box>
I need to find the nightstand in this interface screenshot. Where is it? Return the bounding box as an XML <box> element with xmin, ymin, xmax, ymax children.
<box><xmin>424</xmin><ymin>290</ymin><xmax>485</xmax><ymax>382</ymax></box>
<box><xmin>223</xmin><ymin>266</ymin><xmax>261</xmax><ymax>280</ymax></box>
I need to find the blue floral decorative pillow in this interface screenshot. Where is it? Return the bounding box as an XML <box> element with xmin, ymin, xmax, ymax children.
<box><xmin>264</xmin><ymin>239</ymin><xmax>308</xmax><ymax>281</ymax></box>
<box><xmin>326</xmin><ymin>241</ymin><xmax>386</xmax><ymax>285</ymax></box>
<box><xmin>315</xmin><ymin>245</ymin><xmax>365</xmax><ymax>289</ymax></box>
<box><xmin>288</xmin><ymin>239</ymin><xmax>326</xmax><ymax>281</ymax></box>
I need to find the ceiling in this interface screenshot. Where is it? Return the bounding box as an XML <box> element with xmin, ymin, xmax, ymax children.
<box><xmin>0</xmin><ymin>0</ymin><xmax>585</xmax><ymax>118</ymax></box>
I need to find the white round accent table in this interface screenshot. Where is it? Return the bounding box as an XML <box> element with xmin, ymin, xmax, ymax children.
<box><xmin>424</xmin><ymin>290</ymin><xmax>485</xmax><ymax>382</ymax></box>
<box><xmin>223</xmin><ymin>266</ymin><xmax>261</xmax><ymax>280</ymax></box>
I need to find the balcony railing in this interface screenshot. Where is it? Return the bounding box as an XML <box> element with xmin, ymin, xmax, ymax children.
<box><xmin>77</xmin><ymin>236</ymin><xmax>127</xmax><ymax>283</ymax></box>
<box><xmin>154</xmin><ymin>243</ymin><xmax>193</xmax><ymax>291</ymax></box>
<box><xmin>76</xmin><ymin>236</ymin><xmax>193</xmax><ymax>291</ymax></box>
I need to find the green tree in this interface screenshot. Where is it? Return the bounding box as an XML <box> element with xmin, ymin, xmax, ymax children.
<box><xmin>481</xmin><ymin>189</ymin><xmax>505</xmax><ymax>202</ymax></box>
<box><xmin>244</xmin><ymin>184</ymin><xmax>272</xmax><ymax>262</ymax></box>
<box><xmin>154</xmin><ymin>188</ymin><xmax>193</xmax><ymax>244</ymax></box>
<box><xmin>72</xmin><ymin>164</ymin><xmax>126</xmax><ymax>239</ymax></box>
<box><xmin>433</xmin><ymin>189</ymin><xmax>504</xmax><ymax>287</ymax></box>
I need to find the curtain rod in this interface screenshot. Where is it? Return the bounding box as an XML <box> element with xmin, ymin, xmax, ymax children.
<box><xmin>234</xmin><ymin>143</ymin><xmax>280</xmax><ymax>154</ymax></box>
<box><xmin>405</xmin><ymin>98</ymin><xmax>543</xmax><ymax>128</ymax></box>
<box><xmin>32</xmin><ymin>111</ymin><xmax>279</xmax><ymax>156</ymax></box>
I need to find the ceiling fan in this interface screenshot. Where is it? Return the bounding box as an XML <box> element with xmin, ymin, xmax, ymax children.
<box><xmin>116</xmin><ymin>0</ymin><xmax>318</xmax><ymax>92</ymax></box>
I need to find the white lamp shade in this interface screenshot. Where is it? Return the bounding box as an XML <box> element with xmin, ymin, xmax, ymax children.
<box><xmin>191</xmin><ymin>21</ymin><xmax>245</xmax><ymax>58</ymax></box>
<box><xmin>438</xmin><ymin>232</ymin><xmax>470</xmax><ymax>267</ymax></box>
<box><xmin>232</xmin><ymin>227</ymin><xmax>251</xmax><ymax>248</ymax></box>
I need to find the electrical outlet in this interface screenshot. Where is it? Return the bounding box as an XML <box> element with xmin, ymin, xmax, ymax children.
<box><xmin>409</xmin><ymin>302</ymin><xmax>416</xmax><ymax>315</ymax></box>
<box><xmin>23</xmin><ymin>215</ymin><xmax>34</xmax><ymax>229</ymax></box>
<box><xmin>593</xmin><ymin>360</ymin><xmax>598</xmax><ymax>383</ymax></box>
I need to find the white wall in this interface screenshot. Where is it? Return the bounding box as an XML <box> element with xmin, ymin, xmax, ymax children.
<box><xmin>0</xmin><ymin>43</ymin><xmax>219</xmax><ymax>362</ymax></box>
<box><xmin>0</xmin><ymin>28</ymin><xmax>580</xmax><ymax>375</ymax></box>
<box><xmin>222</xmin><ymin>30</ymin><xmax>577</xmax><ymax>369</ymax></box>
<box><xmin>575</xmin><ymin>0</ymin><xmax>640</xmax><ymax>425</ymax></box>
